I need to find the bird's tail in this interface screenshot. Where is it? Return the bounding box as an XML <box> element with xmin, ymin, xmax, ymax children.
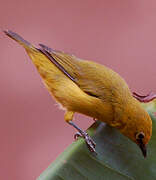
<box><xmin>4</xmin><ymin>30</ymin><xmax>37</xmax><ymax>52</ymax></box>
<box><xmin>4</xmin><ymin>29</ymin><xmax>73</xmax><ymax>83</ymax></box>
<box><xmin>4</xmin><ymin>30</ymin><xmax>77</xmax><ymax>84</ymax></box>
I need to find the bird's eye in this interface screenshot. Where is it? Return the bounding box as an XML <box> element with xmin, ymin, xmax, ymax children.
<box><xmin>136</xmin><ymin>132</ymin><xmax>145</xmax><ymax>140</ymax></box>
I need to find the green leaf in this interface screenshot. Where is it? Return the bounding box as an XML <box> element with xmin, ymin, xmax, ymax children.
<box><xmin>37</xmin><ymin>101</ymin><xmax>156</xmax><ymax>180</ymax></box>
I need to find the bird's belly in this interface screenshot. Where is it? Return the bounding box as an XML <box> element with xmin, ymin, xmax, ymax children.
<box><xmin>34</xmin><ymin>60</ymin><xmax>114</xmax><ymax>124</ymax></box>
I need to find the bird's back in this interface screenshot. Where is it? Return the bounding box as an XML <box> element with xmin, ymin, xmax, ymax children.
<box><xmin>46</xmin><ymin>48</ymin><xmax>132</xmax><ymax>105</ymax></box>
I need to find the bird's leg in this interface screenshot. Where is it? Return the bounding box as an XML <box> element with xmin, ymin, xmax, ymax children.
<box><xmin>93</xmin><ymin>118</ymin><xmax>97</xmax><ymax>121</ymax></box>
<box><xmin>69</xmin><ymin>121</ymin><xmax>96</xmax><ymax>152</ymax></box>
<box><xmin>133</xmin><ymin>92</ymin><xmax>156</xmax><ymax>103</ymax></box>
<box><xmin>65</xmin><ymin>111</ymin><xmax>96</xmax><ymax>153</ymax></box>
<box><xmin>74</xmin><ymin>118</ymin><xmax>97</xmax><ymax>140</ymax></box>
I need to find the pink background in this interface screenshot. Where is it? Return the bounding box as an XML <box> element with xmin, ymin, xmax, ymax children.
<box><xmin>1</xmin><ymin>0</ymin><xmax>156</xmax><ymax>179</ymax></box>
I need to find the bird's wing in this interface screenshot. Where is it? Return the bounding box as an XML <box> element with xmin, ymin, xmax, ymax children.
<box><xmin>39</xmin><ymin>44</ymin><xmax>131</xmax><ymax>102</ymax></box>
<box><xmin>4</xmin><ymin>30</ymin><xmax>126</xmax><ymax>101</ymax></box>
<box><xmin>39</xmin><ymin>44</ymin><xmax>109</xmax><ymax>99</ymax></box>
<box><xmin>39</xmin><ymin>44</ymin><xmax>80</xmax><ymax>83</ymax></box>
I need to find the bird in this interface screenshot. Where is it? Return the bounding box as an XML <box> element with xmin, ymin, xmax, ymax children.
<box><xmin>4</xmin><ymin>30</ymin><xmax>155</xmax><ymax>157</ymax></box>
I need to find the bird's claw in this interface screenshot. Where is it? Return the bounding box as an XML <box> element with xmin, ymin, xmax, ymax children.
<box><xmin>74</xmin><ymin>131</ymin><xmax>96</xmax><ymax>153</ymax></box>
<box><xmin>133</xmin><ymin>92</ymin><xmax>156</xmax><ymax>103</ymax></box>
<box><xmin>84</xmin><ymin>132</ymin><xmax>96</xmax><ymax>153</ymax></box>
<box><xmin>74</xmin><ymin>132</ymin><xmax>81</xmax><ymax>140</ymax></box>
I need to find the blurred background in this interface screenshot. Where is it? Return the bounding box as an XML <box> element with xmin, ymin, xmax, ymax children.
<box><xmin>1</xmin><ymin>0</ymin><xmax>156</xmax><ymax>179</ymax></box>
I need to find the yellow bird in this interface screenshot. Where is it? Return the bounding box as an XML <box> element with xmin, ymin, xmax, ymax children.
<box><xmin>4</xmin><ymin>30</ymin><xmax>155</xmax><ymax>157</ymax></box>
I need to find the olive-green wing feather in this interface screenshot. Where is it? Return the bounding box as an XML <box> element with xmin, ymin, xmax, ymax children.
<box><xmin>38</xmin><ymin>45</ymin><xmax>76</xmax><ymax>82</ymax></box>
<box><xmin>39</xmin><ymin>44</ymin><xmax>113</xmax><ymax>99</ymax></box>
<box><xmin>39</xmin><ymin>44</ymin><xmax>82</xmax><ymax>81</ymax></box>
<box><xmin>4</xmin><ymin>30</ymin><xmax>110</xmax><ymax>99</ymax></box>
<box><xmin>39</xmin><ymin>44</ymin><xmax>131</xmax><ymax>102</ymax></box>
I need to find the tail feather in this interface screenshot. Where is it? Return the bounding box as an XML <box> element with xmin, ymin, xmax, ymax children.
<box><xmin>4</xmin><ymin>30</ymin><xmax>35</xmax><ymax>50</ymax></box>
<box><xmin>4</xmin><ymin>30</ymin><xmax>76</xmax><ymax>83</ymax></box>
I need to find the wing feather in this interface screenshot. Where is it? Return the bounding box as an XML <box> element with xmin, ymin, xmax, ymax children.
<box><xmin>39</xmin><ymin>44</ymin><xmax>130</xmax><ymax>102</ymax></box>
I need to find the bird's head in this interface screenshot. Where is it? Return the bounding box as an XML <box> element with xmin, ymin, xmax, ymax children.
<box><xmin>118</xmin><ymin>100</ymin><xmax>152</xmax><ymax>158</ymax></box>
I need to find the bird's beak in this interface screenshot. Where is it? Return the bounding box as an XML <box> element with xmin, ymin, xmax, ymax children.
<box><xmin>139</xmin><ymin>143</ymin><xmax>147</xmax><ymax>158</ymax></box>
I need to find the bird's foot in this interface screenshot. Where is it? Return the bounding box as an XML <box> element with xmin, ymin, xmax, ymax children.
<box><xmin>93</xmin><ymin>118</ymin><xmax>97</xmax><ymax>121</ymax></box>
<box><xmin>74</xmin><ymin>131</ymin><xmax>96</xmax><ymax>153</ymax></box>
<box><xmin>133</xmin><ymin>92</ymin><xmax>156</xmax><ymax>103</ymax></box>
<box><xmin>68</xmin><ymin>121</ymin><xmax>96</xmax><ymax>153</ymax></box>
<box><xmin>74</xmin><ymin>132</ymin><xmax>82</xmax><ymax>140</ymax></box>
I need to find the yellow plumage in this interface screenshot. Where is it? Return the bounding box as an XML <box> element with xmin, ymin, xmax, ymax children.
<box><xmin>4</xmin><ymin>30</ymin><xmax>152</xmax><ymax>157</ymax></box>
